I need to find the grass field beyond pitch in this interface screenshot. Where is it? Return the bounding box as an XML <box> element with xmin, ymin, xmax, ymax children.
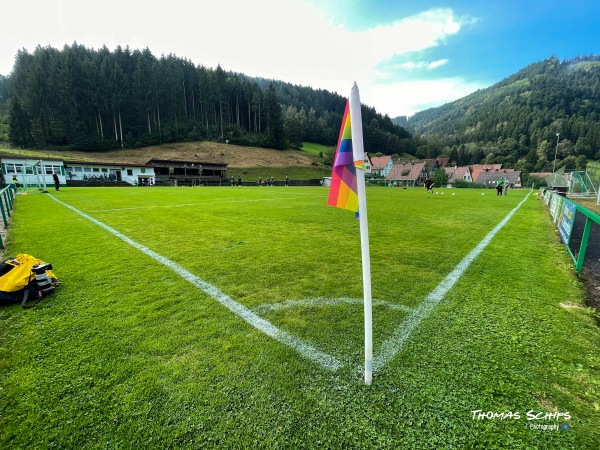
<box><xmin>1</xmin><ymin>186</ymin><xmax>598</xmax><ymax>449</ymax></box>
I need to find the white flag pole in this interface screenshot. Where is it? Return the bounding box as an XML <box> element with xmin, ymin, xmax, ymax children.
<box><xmin>349</xmin><ymin>83</ymin><xmax>373</xmax><ymax>385</ymax></box>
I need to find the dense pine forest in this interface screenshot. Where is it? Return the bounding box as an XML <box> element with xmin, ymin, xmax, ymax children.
<box><xmin>2</xmin><ymin>46</ymin><xmax>600</xmax><ymax>176</ymax></box>
<box><xmin>0</xmin><ymin>43</ymin><xmax>410</xmax><ymax>154</ymax></box>
<box><xmin>404</xmin><ymin>56</ymin><xmax>600</xmax><ymax>173</ymax></box>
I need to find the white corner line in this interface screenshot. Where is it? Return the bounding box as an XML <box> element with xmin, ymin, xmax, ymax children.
<box><xmin>47</xmin><ymin>195</ymin><xmax>342</xmax><ymax>372</ymax></box>
<box><xmin>373</xmin><ymin>192</ymin><xmax>532</xmax><ymax>372</ymax></box>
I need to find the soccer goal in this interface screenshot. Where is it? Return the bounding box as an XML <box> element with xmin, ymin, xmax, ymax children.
<box><xmin>567</xmin><ymin>170</ymin><xmax>598</xmax><ymax>198</ymax></box>
<box><xmin>16</xmin><ymin>160</ymin><xmax>48</xmax><ymax>193</ymax></box>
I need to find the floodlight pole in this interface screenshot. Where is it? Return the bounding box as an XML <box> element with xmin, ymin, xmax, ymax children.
<box><xmin>553</xmin><ymin>132</ymin><xmax>560</xmax><ymax>173</ymax></box>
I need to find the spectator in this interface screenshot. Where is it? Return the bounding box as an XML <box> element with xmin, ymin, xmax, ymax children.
<box><xmin>497</xmin><ymin>178</ymin><xmax>504</xmax><ymax>196</ymax></box>
<box><xmin>12</xmin><ymin>176</ymin><xmax>21</xmax><ymax>191</ymax></box>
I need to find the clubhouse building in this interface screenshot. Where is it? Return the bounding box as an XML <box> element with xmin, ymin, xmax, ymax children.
<box><xmin>0</xmin><ymin>156</ymin><xmax>229</xmax><ymax>188</ymax></box>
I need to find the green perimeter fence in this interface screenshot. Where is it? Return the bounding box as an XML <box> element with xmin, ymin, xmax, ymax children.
<box><xmin>0</xmin><ymin>184</ymin><xmax>17</xmax><ymax>249</ymax></box>
<box><xmin>544</xmin><ymin>189</ymin><xmax>600</xmax><ymax>273</ymax></box>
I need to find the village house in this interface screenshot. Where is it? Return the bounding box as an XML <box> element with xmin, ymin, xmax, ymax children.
<box><xmin>475</xmin><ymin>169</ymin><xmax>522</xmax><ymax>188</ymax></box>
<box><xmin>370</xmin><ymin>155</ymin><xmax>394</xmax><ymax>178</ymax></box>
<box><xmin>385</xmin><ymin>161</ymin><xmax>427</xmax><ymax>187</ymax></box>
<box><xmin>444</xmin><ymin>166</ymin><xmax>473</xmax><ymax>187</ymax></box>
<box><xmin>363</xmin><ymin>153</ymin><xmax>373</xmax><ymax>177</ymax></box>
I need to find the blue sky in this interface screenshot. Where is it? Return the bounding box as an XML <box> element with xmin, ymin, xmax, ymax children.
<box><xmin>2</xmin><ymin>0</ymin><xmax>599</xmax><ymax>117</ymax></box>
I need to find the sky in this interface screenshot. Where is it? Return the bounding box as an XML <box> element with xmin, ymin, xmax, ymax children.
<box><xmin>1</xmin><ymin>0</ymin><xmax>599</xmax><ymax>118</ymax></box>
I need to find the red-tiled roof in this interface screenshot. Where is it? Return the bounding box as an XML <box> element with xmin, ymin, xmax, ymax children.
<box><xmin>444</xmin><ymin>166</ymin><xmax>471</xmax><ymax>183</ymax></box>
<box><xmin>386</xmin><ymin>162</ymin><xmax>426</xmax><ymax>181</ymax></box>
<box><xmin>417</xmin><ymin>158</ymin><xmax>450</xmax><ymax>166</ymax></box>
<box><xmin>370</xmin><ymin>155</ymin><xmax>392</xmax><ymax>169</ymax></box>
<box><xmin>476</xmin><ymin>171</ymin><xmax>522</xmax><ymax>186</ymax></box>
<box><xmin>471</xmin><ymin>164</ymin><xmax>503</xmax><ymax>172</ymax></box>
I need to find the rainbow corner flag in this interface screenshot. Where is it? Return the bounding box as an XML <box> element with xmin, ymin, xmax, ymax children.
<box><xmin>327</xmin><ymin>100</ymin><xmax>359</xmax><ymax>219</ymax></box>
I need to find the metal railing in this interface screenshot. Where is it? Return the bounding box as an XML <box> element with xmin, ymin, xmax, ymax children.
<box><xmin>544</xmin><ymin>190</ymin><xmax>600</xmax><ymax>272</ymax></box>
<box><xmin>0</xmin><ymin>185</ymin><xmax>17</xmax><ymax>249</ymax></box>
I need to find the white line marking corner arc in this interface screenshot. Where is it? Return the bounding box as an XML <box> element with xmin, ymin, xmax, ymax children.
<box><xmin>47</xmin><ymin>194</ymin><xmax>342</xmax><ymax>372</ymax></box>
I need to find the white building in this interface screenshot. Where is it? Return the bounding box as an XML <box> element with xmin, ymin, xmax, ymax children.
<box><xmin>1</xmin><ymin>157</ymin><xmax>65</xmax><ymax>188</ymax></box>
<box><xmin>370</xmin><ymin>155</ymin><xmax>394</xmax><ymax>177</ymax></box>
<box><xmin>363</xmin><ymin>153</ymin><xmax>373</xmax><ymax>177</ymax></box>
<box><xmin>0</xmin><ymin>157</ymin><xmax>157</xmax><ymax>188</ymax></box>
<box><xmin>63</xmin><ymin>161</ymin><xmax>155</xmax><ymax>186</ymax></box>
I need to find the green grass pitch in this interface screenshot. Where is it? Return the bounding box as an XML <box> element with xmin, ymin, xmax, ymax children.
<box><xmin>1</xmin><ymin>186</ymin><xmax>598</xmax><ymax>448</ymax></box>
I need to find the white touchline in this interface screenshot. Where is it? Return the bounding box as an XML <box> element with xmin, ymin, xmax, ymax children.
<box><xmin>48</xmin><ymin>195</ymin><xmax>342</xmax><ymax>372</ymax></box>
<box><xmin>373</xmin><ymin>192</ymin><xmax>532</xmax><ymax>372</ymax></box>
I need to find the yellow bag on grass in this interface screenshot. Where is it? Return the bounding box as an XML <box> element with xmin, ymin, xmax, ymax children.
<box><xmin>0</xmin><ymin>254</ymin><xmax>59</xmax><ymax>307</ymax></box>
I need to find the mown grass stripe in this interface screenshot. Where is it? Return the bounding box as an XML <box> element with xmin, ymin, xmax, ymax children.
<box><xmin>47</xmin><ymin>194</ymin><xmax>343</xmax><ymax>372</ymax></box>
<box><xmin>373</xmin><ymin>192</ymin><xmax>532</xmax><ymax>372</ymax></box>
<box><xmin>88</xmin><ymin>195</ymin><xmax>325</xmax><ymax>213</ymax></box>
<box><xmin>251</xmin><ymin>297</ymin><xmax>414</xmax><ymax>314</ymax></box>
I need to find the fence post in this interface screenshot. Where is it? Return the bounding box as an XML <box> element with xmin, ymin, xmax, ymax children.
<box><xmin>4</xmin><ymin>190</ymin><xmax>12</xmax><ymax>216</ymax></box>
<box><xmin>575</xmin><ymin>217</ymin><xmax>593</xmax><ymax>272</ymax></box>
<box><xmin>0</xmin><ymin>196</ymin><xmax>7</xmax><ymax>228</ymax></box>
<box><xmin>0</xmin><ymin>184</ymin><xmax>19</xmax><ymax>250</ymax></box>
<box><xmin>7</xmin><ymin>186</ymin><xmax>15</xmax><ymax>210</ymax></box>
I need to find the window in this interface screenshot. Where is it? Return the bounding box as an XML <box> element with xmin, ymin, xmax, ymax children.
<box><xmin>42</xmin><ymin>165</ymin><xmax>61</xmax><ymax>174</ymax></box>
<box><xmin>74</xmin><ymin>167</ymin><xmax>83</xmax><ymax>173</ymax></box>
<box><xmin>84</xmin><ymin>167</ymin><xmax>92</xmax><ymax>173</ymax></box>
<box><xmin>93</xmin><ymin>168</ymin><xmax>100</xmax><ymax>172</ymax></box>
<box><xmin>127</xmin><ymin>169</ymin><xmax>133</xmax><ymax>176</ymax></box>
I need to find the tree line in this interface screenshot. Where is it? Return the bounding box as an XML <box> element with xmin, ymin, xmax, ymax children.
<box><xmin>1</xmin><ymin>43</ymin><xmax>410</xmax><ymax>154</ymax></box>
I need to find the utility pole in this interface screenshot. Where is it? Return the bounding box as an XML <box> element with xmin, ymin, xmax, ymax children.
<box><xmin>553</xmin><ymin>132</ymin><xmax>560</xmax><ymax>173</ymax></box>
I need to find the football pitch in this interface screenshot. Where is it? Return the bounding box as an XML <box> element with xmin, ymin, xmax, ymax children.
<box><xmin>1</xmin><ymin>186</ymin><xmax>599</xmax><ymax>448</ymax></box>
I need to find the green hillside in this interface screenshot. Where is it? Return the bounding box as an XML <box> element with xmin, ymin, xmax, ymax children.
<box><xmin>404</xmin><ymin>56</ymin><xmax>600</xmax><ymax>172</ymax></box>
<box><xmin>0</xmin><ymin>44</ymin><xmax>409</xmax><ymax>156</ymax></box>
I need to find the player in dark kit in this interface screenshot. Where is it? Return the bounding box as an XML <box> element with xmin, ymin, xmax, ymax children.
<box><xmin>425</xmin><ymin>177</ymin><xmax>434</xmax><ymax>198</ymax></box>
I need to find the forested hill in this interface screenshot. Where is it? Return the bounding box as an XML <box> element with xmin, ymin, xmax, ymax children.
<box><xmin>0</xmin><ymin>43</ymin><xmax>409</xmax><ymax>153</ymax></box>
<box><xmin>403</xmin><ymin>56</ymin><xmax>600</xmax><ymax>172</ymax></box>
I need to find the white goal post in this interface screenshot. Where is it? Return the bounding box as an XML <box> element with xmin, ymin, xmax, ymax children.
<box><xmin>16</xmin><ymin>160</ymin><xmax>48</xmax><ymax>192</ymax></box>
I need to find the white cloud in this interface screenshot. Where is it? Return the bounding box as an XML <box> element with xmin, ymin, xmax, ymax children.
<box><xmin>427</xmin><ymin>59</ymin><xmax>448</xmax><ymax>69</ymax></box>
<box><xmin>361</xmin><ymin>78</ymin><xmax>487</xmax><ymax>118</ymax></box>
<box><xmin>394</xmin><ymin>59</ymin><xmax>449</xmax><ymax>70</ymax></box>
<box><xmin>358</xmin><ymin>9</ymin><xmax>462</xmax><ymax>64</ymax></box>
<box><xmin>1</xmin><ymin>1</ymin><xmax>479</xmax><ymax>116</ymax></box>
